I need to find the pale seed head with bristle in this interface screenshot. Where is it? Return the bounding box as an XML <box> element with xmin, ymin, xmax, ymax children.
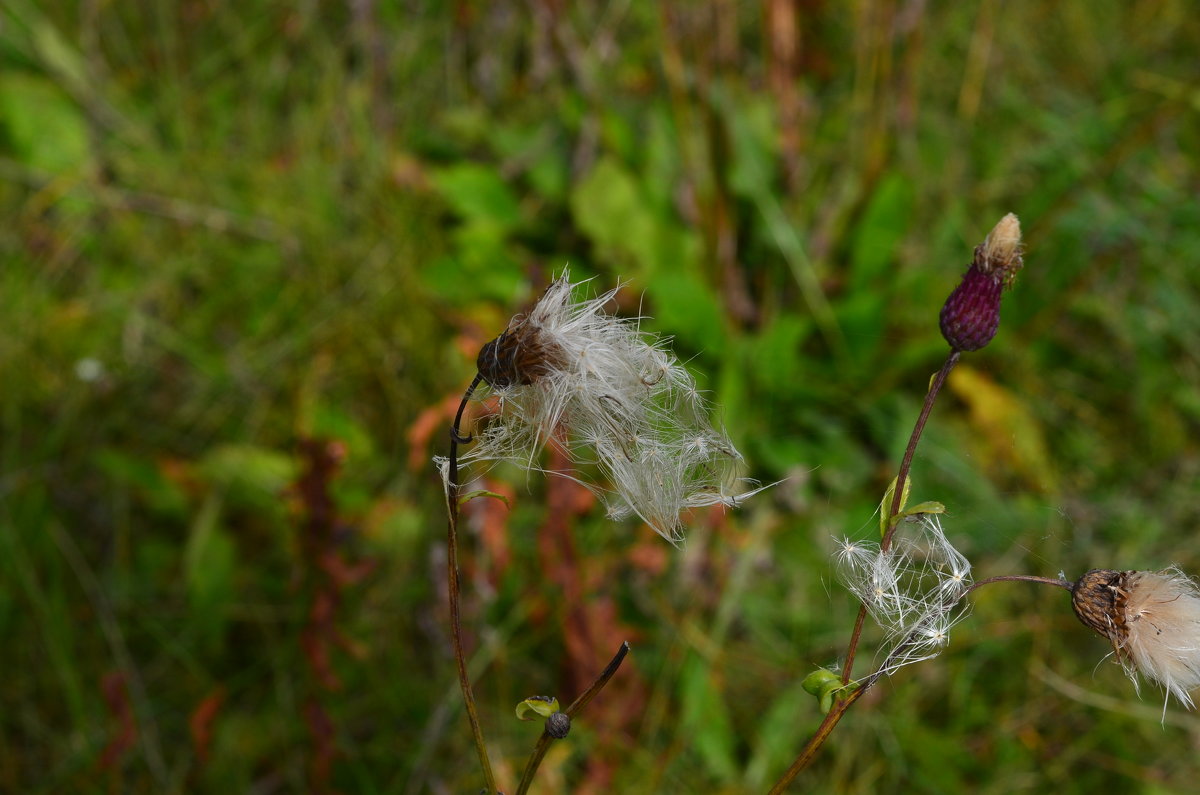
<box><xmin>1072</xmin><ymin>567</ymin><xmax>1200</xmax><ymax>710</ymax></box>
<box><xmin>448</xmin><ymin>270</ymin><xmax>767</xmax><ymax>544</ymax></box>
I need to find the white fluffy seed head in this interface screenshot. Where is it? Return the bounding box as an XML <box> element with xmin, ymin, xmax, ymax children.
<box><xmin>1072</xmin><ymin>567</ymin><xmax>1200</xmax><ymax>709</ymax></box>
<box><xmin>834</xmin><ymin>515</ymin><xmax>973</xmax><ymax>674</ymax></box>
<box><xmin>457</xmin><ymin>271</ymin><xmax>764</xmax><ymax>544</ymax></box>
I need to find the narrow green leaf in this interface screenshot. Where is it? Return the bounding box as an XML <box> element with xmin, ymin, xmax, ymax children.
<box><xmin>458</xmin><ymin>489</ymin><xmax>510</xmax><ymax>508</ymax></box>
<box><xmin>879</xmin><ymin>476</ymin><xmax>912</xmax><ymax>536</ymax></box>
<box><xmin>898</xmin><ymin>501</ymin><xmax>946</xmax><ymax>518</ymax></box>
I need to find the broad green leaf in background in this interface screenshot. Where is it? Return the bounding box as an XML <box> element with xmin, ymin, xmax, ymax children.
<box><xmin>850</xmin><ymin>172</ymin><xmax>913</xmax><ymax>292</ymax></box>
<box><xmin>184</xmin><ymin>493</ymin><xmax>235</xmax><ymax>650</ymax></box>
<box><xmin>430</xmin><ymin>162</ymin><xmax>522</xmax><ymax>229</ymax></box>
<box><xmin>947</xmin><ymin>365</ymin><xmax>1058</xmax><ymax>494</ymax></box>
<box><xmin>0</xmin><ymin>72</ymin><xmax>89</xmax><ymax>174</ymax></box>
<box><xmin>678</xmin><ymin>654</ymin><xmax>737</xmax><ymax>785</ymax></box>
<box><xmin>570</xmin><ymin>156</ymin><xmax>656</xmax><ymax>271</ymax></box>
<box><xmin>197</xmin><ymin>444</ymin><xmax>296</xmax><ymax>511</ymax></box>
<box><xmin>93</xmin><ymin>448</ymin><xmax>190</xmax><ymax>519</ymax></box>
<box><xmin>743</xmin><ymin>678</ymin><xmax>818</xmax><ymax>790</ymax></box>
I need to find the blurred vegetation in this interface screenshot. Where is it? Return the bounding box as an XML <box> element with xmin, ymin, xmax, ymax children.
<box><xmin>2</xmin><ymin>1</ymin><xmax>1200</xmax><ymax>792</ymax></box>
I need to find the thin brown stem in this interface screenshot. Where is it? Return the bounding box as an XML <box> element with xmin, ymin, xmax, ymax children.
<box><xmin>966</xmin><ymin>574</ymin><xmax>1074</xmax><ymax>595</ymax></box>
<box><xmin>445</xmin><ymin>375</ymin><xmax>496</xmax><ymax>793</ymax></box>
<box><xmin>842</xmin><ymin>350</ymin><xmax>961</xmax><ymax>686</ymax></box>
<box><xmin>882</xmin><ymin>350</ymin><xmax>962</xmax><ymax>552</ymax></box>
<box><xmin>515</xmin><ymin>641</ymin><xmax>631</xmax><ymax>795</ymax></box>
<box><xmin>769</xmin><ymin>572</ymin><xmax>1070</xmax><ymax>791</ymax></box>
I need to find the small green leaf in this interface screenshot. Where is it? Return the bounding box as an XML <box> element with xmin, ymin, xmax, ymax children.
<box><xmin>458</xmin><ymin>489</ymin><xmax>510</xmax><ymax>508</ymax></box>
<box><xmin>516</xmin><ymin>696</ymin><xmax>560</xmax><ymax>721</ymax></box>
<box><xmin>879</xmin><ymin>476</ymin><xmax>912</xmax><ymax>535</ymax></box>
<box><xmin>801</xmin><ymin>669</ymin><xmax>841</xmax><ymax>697</ymax></box>
<box><xmin>897</xmin><ymin>501</ymin><xmax>946</xmax><ymax>518</ymax></box>
<box><xmin>802</xmin><ymin>669</ymin><xmax>858</xmax><ymax>714</ymax></box>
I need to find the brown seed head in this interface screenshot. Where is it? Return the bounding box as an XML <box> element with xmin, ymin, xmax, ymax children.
<box><xmin>475</xmin><ymin>317</ymin><xmax>565</xmax><ymax>389</ymax></box>
<box><xmin>1071</xmin><ymin>568</ymin><xmax>1132</xmax><ymax>646</ymax></box>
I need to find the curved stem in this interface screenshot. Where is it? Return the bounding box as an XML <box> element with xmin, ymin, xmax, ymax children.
<box><xmin>842</xmin><ymin>350</ymin><xmax>961</xmax><ymax>685</ymax></box>
<box><xmin>881</xmin><ymin>350</ymin><xmax>961</xmax><ymax>552</ymax></box>
<box><xmin>515</xmin><ymin>642</ymin><xmax>631</xmax><ymax>795</ymax></box>
<box><xmin>966</xmin><ymin>574</ymin><xmax>1073</xmax><ymax>595</ymax></box>
<box><xmin>769</xmin><ymin>572</ymin><xmax>1071</xmax><ymax>791</ymax></box>
<box><xmin>445</xmin><ymin>375</ymin><xmax>496</xmax><ymax>792</ymax></box>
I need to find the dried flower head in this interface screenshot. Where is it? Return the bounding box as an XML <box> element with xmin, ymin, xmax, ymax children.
<box><xmin>452</xmin><ymin>271</ymin><xmax>765</xmax><ymax>544</ymax></box>
<box><xmin>939</xmin><ymin>213</ymin><xmax>1024</xmax><ymax>352</ymax></box>
<box><xmin>836</xmin><ymin>515</ymin><xmax>973</xmax><ymax>674</ymax></box>
<box><xmin>1072</xmin><ymin>567</ymin><xmax>1200</xmax><ymax>709</ymax></box>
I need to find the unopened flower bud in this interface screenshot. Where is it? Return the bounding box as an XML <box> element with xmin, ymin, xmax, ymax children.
<box><xmin>545</xmin><ymin>711</ymin><xmax>571</xmax><ymax>739</ymax></box>
<box><xmin>1072</xmin><ymin>567</ymin><xmax>1200</xmax><ymax>708</ymax></box>
<box><xmin>939</xmin><ymin>213</ymin><xmax>1023</xmax><ymax>352</ymax></box>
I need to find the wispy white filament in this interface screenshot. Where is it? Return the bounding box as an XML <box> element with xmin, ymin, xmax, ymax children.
<box><xmin>835</xmin><ymin>515</ymin><xmax>973</xmax><ymax>675</ymax></box>
<box><xmin>1116</xmin><ymin>568</ymin><xmax>1200</xmax><ymax>710</ymax></box>
<box><xmin>452</xmin><ymin>271</ymin><xmax>765</xmax><ymax>544</ymax></box>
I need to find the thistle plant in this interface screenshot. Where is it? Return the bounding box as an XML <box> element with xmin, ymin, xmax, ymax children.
<box><xmin>456</xmin><ymin>271</ymin><xmax>765</xmax><ymax>544</ymax></box>
<box><xmin>1072</xmin><ymin>568</ymin><xmax>1200</xmax><ymax>712</ymax></box>
<box><xmin>438</xmin><ymin>271</ymin><xmax>762</xmax><ymax>793</ymax></box>
<box><xmin>437</xmin><ymin>219</ymin><xmax>1200</xmax><ymax>794</ymax></box>
<box><xmin>770</xmin><ymin>213</ymin><xmax>1200</xmax><ymax>791</ymax></box>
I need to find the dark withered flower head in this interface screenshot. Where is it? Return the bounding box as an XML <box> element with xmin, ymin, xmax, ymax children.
<box><xmin>447</xmin><ymin>271</ymin><xmax>766</xmax><ymax>545</ymax></box>
<box><xmin>939</xmin><ymin>213</ymin><xmax>1024</xmax><ymax>352</ymax></box>
<box><xmin>1072</xmin><ymin>567</ymin><xmax>1200</xmax><ymax>710</ymax></box>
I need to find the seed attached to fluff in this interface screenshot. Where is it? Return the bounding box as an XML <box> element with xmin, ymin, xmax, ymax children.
<box><xmin>453</xmin><ymin>271</ymin><xmax>767</xmax><ymax>544</ymax></box>
<box><xmin>939</xmin><ymin>213</ymin><xmax>1024</xmax><ymax>352</ymax></box>
<box><xmin>1072</xmin><ymin>567</ymin><xmax>1200</xmax><ymax>708</ymax></box>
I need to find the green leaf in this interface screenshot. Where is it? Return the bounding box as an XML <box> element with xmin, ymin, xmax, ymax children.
<box><xmin>679</xmin><ymin>655</ymin><xmax>737</xmax><ymax>783</ymax></box>
<box><xmin>0</xmin><ymin>72</ymin><xmax>89</xmax><ymax>174</ymax></box>
<box><xmin>879</xmin><ymin>476</ymin><xmax>912</xmax><ymax>535</ymax></box>
<box><xmin>516</xmin><ymin>695</ymin><xmax>560</xmax><ymax>721</ymax></box>
<box><xmin>897</xmin><ymin>501</ymin><xmax>946</xmax><ymax>518</ymax></box>
<box><xmin>197</xmin><ymin>444</ymin><xmax>296</xmax><ymax>510</ymax></box>
<box><xmin>184</xmin><ymin>494</ymin><xmax>235</xmax><ymax>649</ymax></box>
<box><xmin>430</xmin><ymin>163</ymin><xmax>522</xmax><ymax>229</ymax></box>
<box><xmin>849</xmin><ymin>172</ymin><xmax>913</xmax><ymax>291</ymax></box>
<box><xmin>458</xmin><ymin>489</ymin><xmax>510</xmax><ymax>508</ymax></box>
<box><xmin>570</xmin><ymin>156</ymin><xmax>656</xmax><ymax>271</ymax></box>
<box><xmin>92</xmin><ymin>448</ymin><xmax>189</xmax><ymax>518</ymax></box>
<box><xmin>801</xmin><ymin>669</ymin><xmax>858</xmax><ymax>714</ymax></box>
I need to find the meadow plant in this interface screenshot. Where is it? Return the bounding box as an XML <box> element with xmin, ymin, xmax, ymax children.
<box><xmin>438</xmin><ymin>272</ymin><xmax>762</xmax><ymax>793</ymax></box>
<box><xmin>439</xmin><ymin>215</ymin><xmax>1200</xmax><ymax>793</ymax></box>
<box><xmin>769</xmin><ymin>213</ymin><xmax>1200</xmax><ymax>791</ymax></box>
<box><xmin>455</xmin><ymin>271</ymin><xmax>766</xmax><ymax>544</ymax></box>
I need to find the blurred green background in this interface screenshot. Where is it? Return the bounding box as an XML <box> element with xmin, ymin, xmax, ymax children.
<box><xmin>3</xmin><ymin>1</ymin><xmax>1200</xmax><ymax>792</ymax></box>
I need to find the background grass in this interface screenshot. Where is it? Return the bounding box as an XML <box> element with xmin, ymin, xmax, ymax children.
<box><xmin>2</xmin><ymin>1</ymin><xmax>1200</xmax><ymax>792</ymax></box>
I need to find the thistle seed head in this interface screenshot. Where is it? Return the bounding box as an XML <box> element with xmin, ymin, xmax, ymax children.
<box><xmin>939</xmin><ymin>213</ymin><xmax>1023</xmax><ymax>352</ymax></box>
<box><xmin>476</xmin><ymin>318</ymin><xmax>566</xmax><ymax>389</ymax></box>
<box><xmin>455</xmin><ymin>271</ymin><xmax>766</xmax><ymax>544</ymax></box>
<box><xmin>1072</xmin><ymin>567</ymin><xmax>1200</xmax><ymax>709</ymax></box>
<box><xmin>835</xmin><ymin>515</ymin><xmax>973</xmax><ymax>675</ymax></box>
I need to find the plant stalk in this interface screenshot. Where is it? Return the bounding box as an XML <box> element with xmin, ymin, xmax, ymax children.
<box><xmin>515</xmin><ymin>641</ymin><xmax>631</xmax><ymax>795</ymax></box>
<box><xmin>770</xmin><ymin>571</ymin><xmax>1071</xmax><ymax>791</ymax></box>
<box><xmin>842</xmin><ymin>349</ymin><xmax>961</xmax><ymax>684</ymax></box>
<box><xmin>445</xmin><ymin>374</ymin><xmax>497</xmax><ymax>793</ymax></box>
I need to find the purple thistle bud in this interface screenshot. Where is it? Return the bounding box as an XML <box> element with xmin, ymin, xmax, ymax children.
<box><xmin>938</xmin><ymin>214</ymin><xmax>1023</xmax><ymax>352</ymax></box>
